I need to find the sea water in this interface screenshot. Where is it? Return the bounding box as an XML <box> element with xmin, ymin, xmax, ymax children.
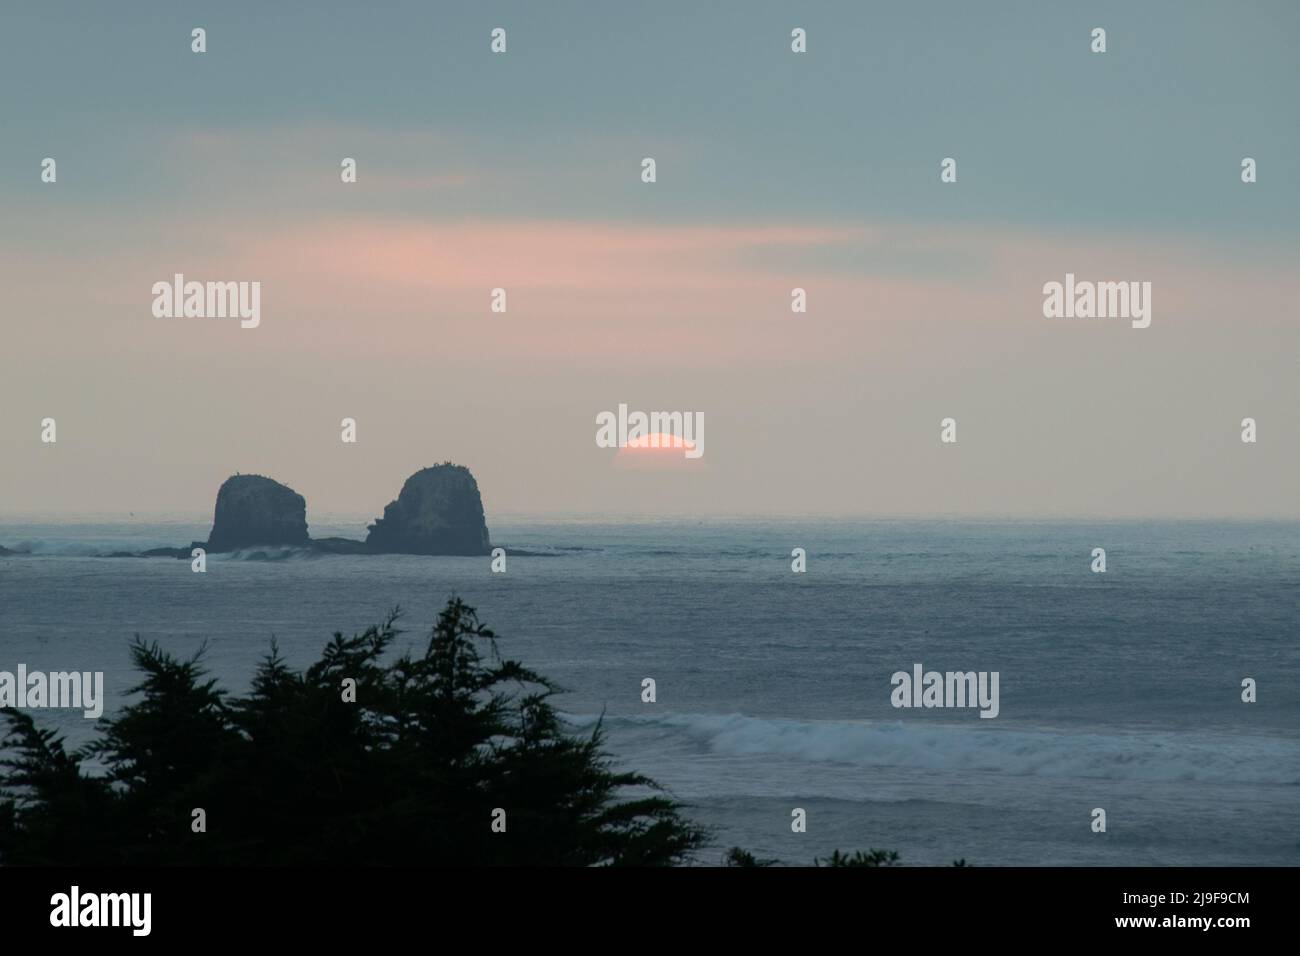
<box><xmin>1</xmin><ymin>515</ymin><xmax>1297</xmax><ymax>866</ymax></box>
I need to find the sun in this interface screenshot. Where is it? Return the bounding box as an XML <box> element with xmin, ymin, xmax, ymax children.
<box><xmin>613</xmin><ymin>433</ymin><xmax>701</xmax><ymax>470</ymax></box>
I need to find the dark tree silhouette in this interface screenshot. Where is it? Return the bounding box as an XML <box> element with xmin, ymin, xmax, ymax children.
<box><xmin>724</xmin><ymin>846</ymin><xmax>777</xmax><ymax>867</ymax></box>
<box><xmin>0</xmin><ymin>598</ymin><xmax>704</xmax><ymax>866</ymax></box>
<box><xmin>815</xmin><ymin>849</ymin><xmax>901</xmax><ymax>867</ymax></box>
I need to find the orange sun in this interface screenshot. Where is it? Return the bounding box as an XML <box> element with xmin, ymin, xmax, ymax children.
<box><xmin>613</xmin><ymin>433</ymin><xmax>701</xmax><ymax>470</ymax></box>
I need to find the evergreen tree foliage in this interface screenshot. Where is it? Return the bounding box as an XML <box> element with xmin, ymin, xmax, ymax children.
<box><xmin>0</xmin><ymin>599</ymin><xmax>703</xmax><ymax>866</ymax></box>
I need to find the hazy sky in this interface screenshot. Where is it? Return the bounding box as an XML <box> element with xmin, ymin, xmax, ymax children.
<box><xmin>2</xmin><ymin>1</ymin><xmax>1298</xmax><ymax>518</ymax></box>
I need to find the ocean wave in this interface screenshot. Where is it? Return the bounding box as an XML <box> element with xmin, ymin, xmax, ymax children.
<box><xmin>0</xmin><ymin>539</ymin><xmax>168</xmax><ymax>557</ymax></box>
<box><xmin>0</xmin><ymin>540</ymin><xmax>316</xmax><ymax>560</ymax></box>
<box><xmin>566</xmin><ymin>712</ymin><xmax>1300</xmax><ymax>785</ymax></box>
<box><xmin>216</xmin><ymin>546</ymin><xmax>314</xmax><ymax>561</ymax></box>
<box><xmin>493</xmin><ymin>545</ymin><xmax>593</xmax><ymax>557</ymax></box>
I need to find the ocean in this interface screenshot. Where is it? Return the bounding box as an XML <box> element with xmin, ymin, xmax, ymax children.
<box><xmin>1</xmin><ymin>514</ymin><xmax>1297</xmax><ymax>866</ymax></box>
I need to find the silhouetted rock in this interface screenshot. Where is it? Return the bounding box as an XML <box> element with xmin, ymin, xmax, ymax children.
<box><xmin>205</xmin><ymin>474</ymin><xmax>309</xmax><ymax>552</ymax></box>
<box><xmin>310</xmin><ymin>537</ymin><xmax>371</xmax><ymax>555</ymax></box>
<box><xmin>117</xmin><ymin>466</ymin><xmax>494</xmax><ymax>559</ymax></box>
<box><xmin>104</xmin><ymin>546</ymin><xmax>193</xmax><ymax>559</ymax></box>
<box><xmin>365</xmin><ymin>463</ymin><xmax>491</xmax><ymax>556</ymax></box>
<box><xmin>143</xmin><ymin>547</ymin><xmax>195</xmax><ymax>559</ymax></box>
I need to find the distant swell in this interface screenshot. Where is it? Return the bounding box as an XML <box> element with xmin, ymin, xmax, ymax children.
<box><xmin>569</xmin><ymin>712</ymin><xmax>1300</xmax><ymax>786</ymax></box>
<box><xmin>0</xmin><ymin>540</ymin><xmax>314</xmax><ymax>560</ymax></box>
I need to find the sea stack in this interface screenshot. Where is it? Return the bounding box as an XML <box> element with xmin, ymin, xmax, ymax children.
<box><xmin>205</xmin><ymin>474</ymin><xmax>309</xmax><ymax>552</ymax></box>
<box><xmin>365</xmin><ymin>463</ymin><xmax>491</xmax><ymax>556</ymax></box>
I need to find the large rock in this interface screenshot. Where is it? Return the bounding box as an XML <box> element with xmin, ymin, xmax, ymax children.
<box><xmin>365</xmin><ymin>463</ymin><xmax>490</xmax><ymax>556</ymax></box>
<box><xmin>205</xmin><ymin>474</ymin><xmax>309</xmax><ymax>552</ymax></box>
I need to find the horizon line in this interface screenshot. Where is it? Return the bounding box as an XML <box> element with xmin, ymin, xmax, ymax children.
<box><xmin>4</xmin><ymin>510</ymin><xmax>1300</xmax><ymax>524</ymax></box>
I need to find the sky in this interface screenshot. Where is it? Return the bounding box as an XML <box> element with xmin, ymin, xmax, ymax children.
<box><xmin>1</xmin><ymin>1</ymin><xmax>1298</xmax><ymax>519</ymax></box>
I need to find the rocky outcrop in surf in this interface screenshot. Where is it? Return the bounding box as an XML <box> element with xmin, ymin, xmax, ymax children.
<box><xmin>24</xmin><ymin>464</ymin><xmax>494</xmax><ymax>559</ymax></box>
<box><xmin>364</xmin><ymin>464</ymin><xmax>492</xmax><ymax>556</ymax></box>
<box><xmin>204</xmin><ymin>474</ymin><xmax>310</xmax><ymax>552</ymax></box>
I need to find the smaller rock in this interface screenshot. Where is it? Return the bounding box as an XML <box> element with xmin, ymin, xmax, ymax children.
<box><xmin>142</xmin><ymin>546</ymin><xmax>195</xmax><ymax>559</ymax></box>
<box><xmin>311</xmin><ymin>537</ymin><xmax>372</xmax><ymax>555</ymax></box>
<box><xmin>205</xmin><ymin>474</ymin><xmax>310</xmax><ymax>552</ymax></box>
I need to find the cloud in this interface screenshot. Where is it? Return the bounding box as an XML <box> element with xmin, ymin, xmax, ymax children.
<box><xmin>3</xmin><ymin>197</ymin><xmax>1298</xmax><ymax>378</ymax></box>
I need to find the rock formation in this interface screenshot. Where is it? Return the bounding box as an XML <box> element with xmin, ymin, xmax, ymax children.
<box><xmin>365</xmin><ymin>463</ymin><xmax>491</xmax><ymax>556</ymax></box>
<box><xmin>204</xmin><ymin>474</ymin><xmax>310</xmax><ymax>552</ymax></box>
<box><xmin>310</xmin><ymin>536</ymin><xmax>370</xmax><ymax>555</ymax></box>
<box><xmin>104</xmin><ymin>465</ymin><xmax>492</xmax><ymax>558</ymax></box>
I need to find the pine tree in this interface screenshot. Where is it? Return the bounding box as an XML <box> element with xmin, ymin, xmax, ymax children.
<box><xmin>0</xmin><ymin>598</ymin><xmax>704</xmax><ymax>866</ymax></box>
